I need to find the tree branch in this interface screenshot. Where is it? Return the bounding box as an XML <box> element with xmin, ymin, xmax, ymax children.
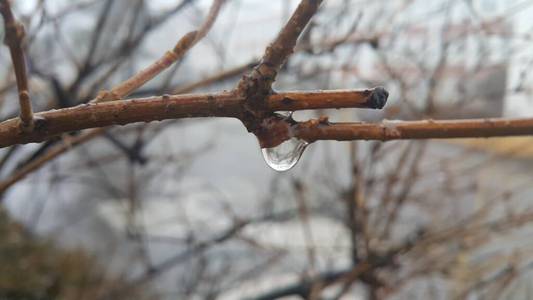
<box><xmin>235</xmin><ymin>0</ymin><xmax>324</xmax><ymax>146</ymax></box>
<box><xmin>0</xmin><ymin>61</ymin><xmax>267</xmax><ymax>196</ymax></box>
<box><xmin>0</xmin><ymin>89</ymin><xmax>386</xmax><ymax>147</ymax></box>
<box><xmin>0</xmin><ymin>0</ymin><xmax>34</xmax><ymax>131</ymax></box>
<box><xmin>0</xmin><ymin>21</ymin><xmax>377</xmax><ymax>194</ymax></box>
<box><xmin>293</xmin><ymin>118</ymin><xmax>533</xmax><ymax>142</ymax></box>
<box><xmin>2</xmin><ymin>0</ymin><xmax>533</xmax><ymax>198</ymax></box>
<box><xmin>237</xmin><ymin>0</ymin><xmax>323</xmax><ymax>101</ymax></box>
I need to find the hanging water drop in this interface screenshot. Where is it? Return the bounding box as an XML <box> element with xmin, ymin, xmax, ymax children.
<box><xmin>261</xmin><ymin>138</ymin><xmax>308</xmax><ymax>172</ymax></box>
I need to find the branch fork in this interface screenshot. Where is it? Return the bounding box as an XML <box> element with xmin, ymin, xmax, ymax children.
<box><xmin>250</xmin><ymin>87</ymin><xmax>389</xmax><ymax>148</ymax></box>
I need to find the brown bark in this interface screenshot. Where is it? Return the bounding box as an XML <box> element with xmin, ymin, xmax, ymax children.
<box><xmin>236</xmin><ymin>0</ymin><xmax>324</xmax><ymax>101</ymax></box>
<box><xmin>234</xmin><ymin>0</ymin><xmax>325</xmax><ymax>146</ymax></box>
<box><xmin>294</xmin><ymin>118</ymin><xmax>533</xmax><ymax>142</ymax></box>
<box><xmin>0</xmin><ymin>0</ymin><xmax>33</xmax><ymax>130</ymax></box>
<box><xmin>0</xmin><ymin>89</ymin><xmax>385</xmax><ymax>147</ymax></box>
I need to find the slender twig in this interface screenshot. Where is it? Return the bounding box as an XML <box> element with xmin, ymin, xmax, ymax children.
<box><xmin>235</xmin><ymin>0</ymin><xmax>324</xmax><ymax>145</ymax></box>
<box><xmin>292</xmin><ymin>118</ymin><xmax>533</xmax><ymax>142</ymax></box>
<box><xmin>94</xmin><ymin>0</ymin><xmax>227</xmax><ymax>102</ymax></box>
<box><xmin>237</xmin><ymin>0</ymin><xmax>324</xmax><ymax>101</ymax></box>
<box><xmin>93</xmin><ymin>31</ymin><xmax>198</xmax><ymax>101</ymax></box>
<box><xmin>0</xmin><ymin>0</ymin><xmax>34</xmax><ymax>131</ymax></box>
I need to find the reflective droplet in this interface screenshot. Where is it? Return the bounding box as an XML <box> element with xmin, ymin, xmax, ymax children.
<box><xmin>261</xmin><ymin>138</ymin><xmax>308</xmax><ymax>172</ymax></box>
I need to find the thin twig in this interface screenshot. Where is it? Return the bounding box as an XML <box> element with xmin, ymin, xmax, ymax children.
<box><xmin>94</xmin><ymin>0</ymin><xmax>227</xmax><ymax>102</ymax></box>
<box><xmin>234</xmin><ymin>0</ymin><xmax>324</xmax><ymax>146</ymax></box>
<box><xmin>237</xmin><ymin>0</ymin><xmax>323</xmax><ymax>101</ymax></box>
<box><xmin>0</xmin><ymin>89</ymin><xmax>387</xmax><ymax>148</ymax></box>
<box><xmin>0</xmin><ymin>0</ymin><xmax>34</xmax><ymax>131</ymax></box>
<box><xmin>293</xmin><ymin>118</ymin><xmax>533</xmax><ymax>142</ymax></box>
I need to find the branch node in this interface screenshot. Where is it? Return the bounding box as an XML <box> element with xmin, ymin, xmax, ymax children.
<box><xmin>173</xmin><ymin>30</ymin><xmax>198</xmax><ymax>54</ymax></box>
<box><xmin>318</xmin><ymin>115</ymin><xmax>329</xmax><ymax>125</ymax></box>
<box><xmin>3</xmin><ymin>20</ymin><xmax>25</xmax><ymax>47</ymax></box>
<box><xmin>254</xmin><ymin>115</ymin><xmax>292</xmax><ymax>148</ymax></box>
<box><xmin>234</xmin><ymin>0</ymin><xmax>324</xmax><ymax>145</ymax></box>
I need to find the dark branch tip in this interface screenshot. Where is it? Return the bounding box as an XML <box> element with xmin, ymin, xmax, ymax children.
<box><xmin>368</xmin><ymin>86</ymin><xmax>389</xmax><ymax>109</ymax></box>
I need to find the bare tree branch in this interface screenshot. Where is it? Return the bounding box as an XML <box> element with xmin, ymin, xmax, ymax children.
<box><xmin>0</xmin><ymin>60</ymin><xmax>265</xmax><ymax>195</ymax></box>
<box><xmin>0</xmin><ymin>89</ymin><xmax>386</xmax><ymax>148</ymax></box>
<box><xmin>237</xmin><ymin>0</ymin><xmax>324</xmax><ymax>103</ymax></box>
<box><xmin>293</xmin><ymin>118</ymin><xmax>533</xmax><ymax>142</ymax></box>
<box><xmin>235</xmin><ymin>0</ymin><xmax>324</xmax><ymax>145</ymax></box>
<box><xmin>0</xmin><ymin>0</ymin><xmax>34</xmax><ymax>131</ymax></box>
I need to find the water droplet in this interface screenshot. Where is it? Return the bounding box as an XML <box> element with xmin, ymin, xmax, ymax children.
<box><xmin>261</xmin><ymin>138</ymin><xmax>308</xmax><ymax>172</ymax></box>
